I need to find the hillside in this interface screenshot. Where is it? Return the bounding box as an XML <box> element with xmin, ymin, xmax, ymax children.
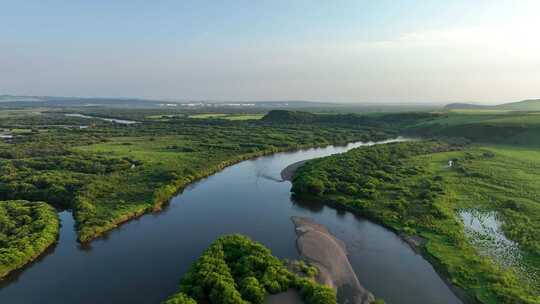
<box><xmin>497</xmin><ymin>99</ymin><xmax>540</xmax><ymax>111</ymax></box>
<box><xmin>407</xmin><ymin>110</ymin><xmax>540</xmax><ymax>145</ymax></box>
<box><xmin>444</xmin><ymin>103</ymin><xmax>491</xmax><ymax>110</ymax></box>
<box><xmin>444</xmin><ymin>99</ymin><xmax>540</xmax><ymax>112</ymax></box>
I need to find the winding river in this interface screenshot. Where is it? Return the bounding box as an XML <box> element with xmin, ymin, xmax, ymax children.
<box><xmin>0</xmin><ymin>139</ymin><xmax>461</xmax><ymax>304</ymax></box>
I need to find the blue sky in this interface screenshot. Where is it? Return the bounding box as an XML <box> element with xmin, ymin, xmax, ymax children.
<box><xmin>1</xmin><ymin>1</ymin><xmax>539</xmax><ymax>103</ymax></box>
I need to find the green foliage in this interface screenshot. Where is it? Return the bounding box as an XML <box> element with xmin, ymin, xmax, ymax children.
<box><xmin>292</xmin><ymin>141</ymin><xmax>540</xmax><ymax>303</ymax></box>
<box><xmin>165</xmin><ymin>234</ymin><xmax>336</xmax><ymax>304</ymax></box>
<box><xmin>262</xmin><ymin>110</ymin><xmax>438</xmax><ymax>128</ymax></box>
<box><xmin>0</xmin><ymin>200</ymin><xmax>59</xmax><ymax>278</ymax></box>
<box><xmin>292</xmin><ymin>141</ymin><xmax>455</xmax><ymax>228</ymax></box>
<box><xmin>240</xmin><ymin>277</ymin><xmax>265</xmax><ymax>303</ymax></box>
<box><xmin>162</xmin><ymin>293</ymin><xmax>196</xmax><ymax>304</ymax></box>
<box><xmin>290</xmin><ymin>260</ymin><xmax>319</xmax><ymax>278</ymax></box>
<box><xmin>1</xmin><ymin>109</ymin><xmax>394</xmax><ymax>242</ymax></box>
<box><xmin>295</xmin><ymin>277</ymin><xmax>336</xmax><ymax>304</ymax></box>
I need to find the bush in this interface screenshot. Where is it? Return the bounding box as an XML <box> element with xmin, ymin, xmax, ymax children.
<box><xmin>165</xmin><ymin>234</ymin><xmax>337</xmax><ymax>304</ymax></box>
<box><xmin>240</xmin><ymin>277</ymin><xmax>265</xmax><ymax>304</ymax></box>
<box><xmin>163</xmin><ymin>293</ymin><xmax>196</xmax><ymax>304</ymax></box>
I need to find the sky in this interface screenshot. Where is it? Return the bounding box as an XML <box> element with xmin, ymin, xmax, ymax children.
<box><xmin>1</xmin><ymin>0</ymin><xmax>539</xmax><ymax>104</ymax></box>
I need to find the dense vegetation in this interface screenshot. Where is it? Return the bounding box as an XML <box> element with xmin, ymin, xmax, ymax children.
<box><xmin>292</xmin><ymin>141</ymin><xmax>540</xmax><ymax>303</ymax></box>
<box><xmin>0</xmin><ymin>200</ymin><xmax>59</xmax><ymax>278</ymax></box>
<box><xmin>5</xmin><ymin>106</ymin><xmax>540</xmax><ymax>303</ymax></box>
<box><xmin>163</xmin><ymin>234</ymin><xmax>336</xmax><ymax>304</ymax></box>
<box><xmin>1</xmin><ymin>109</ymin><xmax>400</xmax><ymax>243</ymax></box>
<box><xmin>262</xmin><ymin>109</ymin><xmax>438</xmax><ymax>128</ymax></box>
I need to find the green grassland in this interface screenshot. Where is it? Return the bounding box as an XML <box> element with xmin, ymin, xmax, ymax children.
<box><xmin>292</xmin><ymin>141</ymin><xmax>540</xmax><ymax>303</ymax></box>
<box><xmin>447</xmin><ymin>109</ymin><xmax>511</xmax><ymax>115</ymax></box>
<box><xmin>408</xmin><ymin>111</ymin><xmax>540</xmax><ymax>145</ymax></box>
<box><xmin>164</xmin><ymin>234</ymin><xmax>336</xmax><ymax>304</ymax></box>
<box><xmin>0</xmin><ymin>109</ymin><xmax>44</xmax><ymax>119</ymax></box>
<box><xmin>0</xmin><ymin>200</ymin><xmax>59</xmax><ymax>278</ymax></box>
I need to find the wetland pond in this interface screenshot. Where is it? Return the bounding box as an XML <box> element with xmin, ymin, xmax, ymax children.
<box><xmin>460</xmin><ymin>210</ymin><xmax>539</xmax><ymax>288</ymax></box>
<box><xmin>0</xmin><ymin>139</ymin><xmax>461</xmax><ymax>304</ymax></box>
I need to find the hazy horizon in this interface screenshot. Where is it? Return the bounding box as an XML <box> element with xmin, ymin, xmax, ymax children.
<box><xmin>2</xmin><ymin>1</ymin><xmax>539</xmax><ymax>103</ymax></box>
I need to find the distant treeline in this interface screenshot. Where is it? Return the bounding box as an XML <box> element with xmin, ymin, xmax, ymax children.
<box><xmin>261</xmin><ymin>110</ymin><xmax>437</xmax><ymax>128</ymax></box>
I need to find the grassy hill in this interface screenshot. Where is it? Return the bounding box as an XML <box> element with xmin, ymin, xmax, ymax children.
<box><xmin>444</xmin><ymin>99</ymin><xmax>540</xmax><ymax>112</ymax></box>
<box><xmin>497</xmin><ymin>99</ymin><xmax>540</xmax><ymax>111</ymax></box>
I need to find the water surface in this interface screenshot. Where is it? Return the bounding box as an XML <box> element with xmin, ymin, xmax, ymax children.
<box><xmin>0</xmin><ymin>139</ymin><xmax>461</xmax><ymax>304</ymax></box>
<box><xmin>64</xmin><ymin>113</ymin><xmax>137</xmax><ymax>124</ymax></box>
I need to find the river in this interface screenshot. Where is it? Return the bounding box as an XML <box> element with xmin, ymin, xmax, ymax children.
<box><xmin>64</xmin><ymin>113</ymin><xmax>137</xmax><ymax>124</ymax></box>
<box><xmin>0</xmin><ymin>139</ymin><xmax>461</xmax><ymax>304</ymax></box>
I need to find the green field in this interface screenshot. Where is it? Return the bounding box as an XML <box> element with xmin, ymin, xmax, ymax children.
<box><xmin>0</xmin><ymin>109</ymin><xmax>44</xmax><ymax>119</ymax></box>
<box><xmin>480</xmin><ymin>114</ymin><xmax>540</xmax><ymax>125</ymax></box>
<box><xmin>408</xmin><ymin>111</ymin><xmax>540</xmax><ymax>145</ymax></box>
<box><xmin>414</xmin><ymin>110</ymin><xmax>540</xmax><ymax>127</ymax></box>
<box><xmin>448</xmin><ymin>109</ymin><xmax>511</xmax><ymax>115</ymax></box>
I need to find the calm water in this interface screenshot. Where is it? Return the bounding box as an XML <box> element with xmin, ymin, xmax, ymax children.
<box><xmin>0</xmin><ymin>139</ymin><xmax>461</xmax><ymax>304</ymax></box>
<box><xmin>64</xmin><ymin>113</ymin><xmax>137</xmax><ymax>124</ymax></box>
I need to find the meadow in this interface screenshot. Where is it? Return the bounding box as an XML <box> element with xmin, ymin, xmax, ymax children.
<box><xmin>407</xmin><ymin>110</ymin><xmax>540</xmax><ymax>145</ymax></box>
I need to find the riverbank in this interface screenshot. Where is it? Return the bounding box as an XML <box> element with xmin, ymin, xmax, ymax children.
<box><xmin>77</xmin><ymin>137</ymin><xmax>393</xmax><ymax>243</ymax></box>
<box><xmin>281</xmin><ymin>160</ymin><xmax>308</xmax><ymax>181</ymax></box>
<box><xmin>281</xmin><ymin>137</ymin><xmax>410</xmax><ymax>182</ymax></box>
<box><xmin>0</xmin><ymin>201</ymin><xmax>60</xmax><ymax>279</ymax></box>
